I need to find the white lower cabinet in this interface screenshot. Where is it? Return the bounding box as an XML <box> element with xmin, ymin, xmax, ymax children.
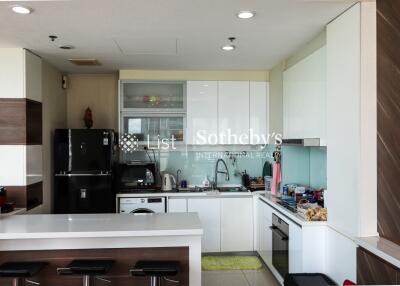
<box><xmin>257</xmin><ymin>199</ymin><xmax>273</xmax><ymax>265</ymax></box>
<box><xmin>220</xmin><ymin>197</ymin><xmax>254</xmax><ymax>252</ymax></box>
<box><xmin>187</xmin><ymin>198</ymin><xmax>221</xmax><ymax>252</ymax></box>
<box><xmin>288</xmin><ymin>221</ymin><xmax>303</xmax><ymax>273</ymax></box>
<box><xmin>168</xmin><ymin>198</ymin><xmax>187</xmax><ymax>213</ymax></box>
<box><xmin>256</xmin><ymin>198</ymin><xmax>326</xmax><ymax>281</ymax></box>
<box><xmin>169</xmin><ymin>196</ymin><xmax>254</xmax><ymax>253</ymax></box>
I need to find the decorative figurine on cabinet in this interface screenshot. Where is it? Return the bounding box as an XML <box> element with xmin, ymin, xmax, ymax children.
<box><xmin>83</xmin><ymin>107</ymin><xmax>93</xmax><ymax>129</ymax></box>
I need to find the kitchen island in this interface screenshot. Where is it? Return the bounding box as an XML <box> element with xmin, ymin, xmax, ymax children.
<box><xmin>0</xmin><ymin>212</ymin><xmax>203</xmax><ymax>286</ymax></box>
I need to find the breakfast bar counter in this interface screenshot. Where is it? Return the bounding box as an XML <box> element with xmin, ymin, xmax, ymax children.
<box><xmin>0</xmin><ymin>213</ymin><xmax>203</xmax><ymax>286</ymax></box>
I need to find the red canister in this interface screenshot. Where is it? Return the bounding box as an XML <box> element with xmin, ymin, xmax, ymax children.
<box><xmin>0</xmin><ymin>187</ymin><xmax>7</xmax><ymax>207</ymax></box>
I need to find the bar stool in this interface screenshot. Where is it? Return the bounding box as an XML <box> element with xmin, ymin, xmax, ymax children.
<box><xmin>57</xmin><ymin>259</ymin><xmax>114</xmax><ymax>286</ymax></box>
<box><xmin>130</xmin><ymin>261</ymin><xmax>180</xmax><ymax>286</ymax></box>
<box><xmin>0</xmin><ymin>261</ymin><xmax>48</xmax><ymax>286</ymax></box>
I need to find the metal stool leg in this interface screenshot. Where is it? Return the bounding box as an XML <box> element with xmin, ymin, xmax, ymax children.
<box><xmin>150</xmin><ymin>276</ymin><xmax>162</xmax><ymax>286</ymax></box>
<box><xmin>12</xmin><ymin>278</ymin><xmax>23</xmax><ymax>286</ymax></box>
<box><xmin>82</xmin><ymin>275</ymin><xmax>95</xmax><ymax>286</ymax></box>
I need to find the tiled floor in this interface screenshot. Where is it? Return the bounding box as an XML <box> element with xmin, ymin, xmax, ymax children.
<box><xmin>202</xmin><ymin>266</ymin><xmax>280</xmax><ymax>286</ymax></box>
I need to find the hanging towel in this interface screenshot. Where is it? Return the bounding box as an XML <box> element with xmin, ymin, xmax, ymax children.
<box><xmin>271</xmin><ymin>162</ymin><xmax>282</xmax><ymax>196</ymax></box>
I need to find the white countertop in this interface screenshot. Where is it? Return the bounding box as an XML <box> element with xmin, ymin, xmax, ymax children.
<box><xmin>356</xmin><ymin>236</ymin><xmax>400</xmax><ymax>269</ymax></box>
<box><xmin>256</xmin><ymin>192</ymin><xmax>327</xmax><ymax>226</ymax></box>
<box><xmin>0</xmin><ymin>212</ymin><xmax>203</xmax><ymax>239</ymax></box>
<box><xmin>117</xmin><ymin>190</ymin><xmax>254</xmax><ymax>198</ymax></box>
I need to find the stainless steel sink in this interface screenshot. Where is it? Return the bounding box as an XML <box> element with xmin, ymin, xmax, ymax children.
<box><xmin>217</xmin><ymin>187</ymin><xmax>248</xmax><ymax>193</ymax></box>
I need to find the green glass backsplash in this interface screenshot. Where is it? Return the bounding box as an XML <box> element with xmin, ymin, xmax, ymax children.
<box><xmin>123</xmin><ymin>145</ymin><xmax>327</xmax><ymax>189</ymax></box>
<box><xmin>159</xmin><ymin>149</ymin><xmax>274</xmax><ymax>186</ymax></box>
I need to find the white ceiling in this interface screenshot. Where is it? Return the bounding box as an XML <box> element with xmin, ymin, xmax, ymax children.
<box><xmin>0</xmin><ymin>0</ymin><xmax>355</xmax><ymax>73</ymax></box>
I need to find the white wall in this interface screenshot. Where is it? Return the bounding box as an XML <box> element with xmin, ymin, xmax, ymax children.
<box><xmin>66</xmin><ymin>74</ymin><xmax>118</xmax><ymax>130</ymax></box>
<box><xmin>29</xmin><ymin>61</ymin><xmax>67</xmax><ymax>214</ymax></box>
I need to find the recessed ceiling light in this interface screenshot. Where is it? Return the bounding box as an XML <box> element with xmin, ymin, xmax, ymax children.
<box><xmin>221</xmin><ymin>45</ymin><xmax>236</xmax><ymax>51</ymax></box>
<box><xmin>237</xmin><ymin>11</ymin><xmax>255</xmax><ymax>19</ymax></box>
<box><xmin>11</xmin><ymin>5</ymin><xmax>32</xmax><ymax>15</ymax></box>
<box><xmin>221</xmin><ymin>37</ymin><xmax>236</xmax><ymax>51</ymax></box>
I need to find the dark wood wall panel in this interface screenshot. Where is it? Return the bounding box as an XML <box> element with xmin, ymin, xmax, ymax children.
<box><xmin>377</xmin><ymin>0</ymin><xmax>400</xmax><ymax>245</ymax></box>
<box><xmin>0</xmin><ymin>247</ymin><xmax>189</xmax><ymax>286</ymax></box>
<box><xmin>26</xmin><ymin>99</ymin><xmax>42</xmax><ymax>144</ymax></box>
<box><xmin>357</xmin><ymin>247</ymin><xmax>400</xmax><ymax>285</ymax></box>
<box><xmin>0</xmin><ymin>99</ymin><xmax>42</xmax><ymax>145</ymax></box>
<box><xmin>0</xmin><ymin>99</ymin><xmax>26</xmax><ymax>144</ymax></box>
<box><xmin>27</xmin><ymin>181</ymin><xmax>43</xmax><ymax>210</ymax></box>
<box><xmin>5</xmin><ymin>181</ymin><xmax>42</xmax><ymax>210</ymax></box>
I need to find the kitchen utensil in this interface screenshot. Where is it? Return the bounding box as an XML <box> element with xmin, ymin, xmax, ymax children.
<box><xmin>162</xmin><ymin>173</ymin><xmax>176</xmax><ymax>191</ymax></box>
<box><xmin>242</xmin><ymin>170</ymin><xmax>250</xmax><ymax>188</ymax></box>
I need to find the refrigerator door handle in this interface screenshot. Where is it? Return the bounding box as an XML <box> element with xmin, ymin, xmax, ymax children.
<box><xmin>55</xmin><ymin>173</ymin><xmax>112</xmax><ymax>177</ymax></box>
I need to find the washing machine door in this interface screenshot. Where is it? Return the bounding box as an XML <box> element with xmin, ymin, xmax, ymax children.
<box><xmin>130</xmin><ymin>208</ymin><xmax>155</xmax><ymax>214</ymax></box>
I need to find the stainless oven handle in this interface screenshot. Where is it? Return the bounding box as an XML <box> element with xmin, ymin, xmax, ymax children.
<box><xmin>270</xmin><ymin>226</ymin><xmax>289</xmax><ymax>241</ymax></box>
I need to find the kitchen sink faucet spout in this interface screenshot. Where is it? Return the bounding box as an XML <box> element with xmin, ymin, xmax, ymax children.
<box><xmin>214</xmin><ymin>159</ymin><xmax>230</xmax><ymax>189</ymax></box>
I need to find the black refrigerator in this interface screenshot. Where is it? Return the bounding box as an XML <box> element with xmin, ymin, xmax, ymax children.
<box><xmin>53</xmin><ymin>129</ymin><xmax>116</xmax><ymax>214</ymax></box>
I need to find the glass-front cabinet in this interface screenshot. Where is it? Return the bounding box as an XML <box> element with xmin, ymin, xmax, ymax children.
<box><xmin>120</xmin><ymin>81</ymin><xmax>186</xmax><ymax>112</ymax></box>
<box><xmin>119</xmin><ymin>81</ymin><xmax>186</xmax><ymax>144</ymax></box>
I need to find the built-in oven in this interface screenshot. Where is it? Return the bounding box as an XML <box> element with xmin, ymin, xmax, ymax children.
<box><xmin>270</xmin><ymin>213</ymin><xmax>289</xmax><ymax>278</ymax></box>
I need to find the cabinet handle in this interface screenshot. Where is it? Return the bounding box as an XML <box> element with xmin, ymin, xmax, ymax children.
<box><xmin>270</xmin><ymin>226</ymin><xmax>288</xmax><ymax>241</ymax></box>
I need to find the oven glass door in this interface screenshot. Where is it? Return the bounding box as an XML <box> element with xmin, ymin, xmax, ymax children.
<box><xmin>271</xmin><ymin>225</ymin><xmax>289</xmax><ymax>278</ymax></box>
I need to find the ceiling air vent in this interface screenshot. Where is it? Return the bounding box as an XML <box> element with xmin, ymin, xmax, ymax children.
<box><xmin>68</xmin><ymin>59</ymin><xmax>100</xmax><ymax>66</ymax></box>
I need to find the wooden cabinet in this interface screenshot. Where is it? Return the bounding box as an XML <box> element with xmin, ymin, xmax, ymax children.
<box><xmin>283</xmin><ymin>46</ymin><xmax>326</xmax><ymax>145</ymax></box>
<box><xmin>357</xmin><ymin>247</ymin><xmax>400</xmax><ymax>285</ymax></box>
<box><xmin>220</xmin><ymin>197</ymin><xmax>254</xmax><ymax>252</ymax></box>
<box><xmin>187</xmin><ymin>198</ymin><xmax>221</xmax><ymax>252</ymax></box>
<box><xmin>218</xmin><ymin>81</ymin><xmax>250</xmax><ymax>144</ymax></box>
<box><xmin>250</xmin><ymin>82</ymin><xmax>268</xmax><ymax>144</ymax></box>
<box><xmin>186</xmin><ymin>81</ymin><xmax>218</xmax><ymax>144</ymax></box>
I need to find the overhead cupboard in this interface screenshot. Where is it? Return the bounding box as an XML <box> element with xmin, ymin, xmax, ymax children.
<box><xmin>119</xmin><ymin>80</ymin><xmax>268</xmax><ymax>145</ymax></box>
<box><xmin>283</xmin><ymin>46</ymin><xmax>327</xmax><ymax>146</ymax></box>
<box><xmin>186</xmin><ymin>81</ymin><xmax>268</xmax><ymax>145</ymax></box>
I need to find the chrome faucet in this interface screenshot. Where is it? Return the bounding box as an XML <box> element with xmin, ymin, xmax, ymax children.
<box><xmin>214</xmin><ymin>159</ymin><xmax>230</xmax><ymax>189</ymax></box>
<box><xmin>176</xmin><ymin>169</ymin><xmax>182</xmax><ymax>189</ymax></box>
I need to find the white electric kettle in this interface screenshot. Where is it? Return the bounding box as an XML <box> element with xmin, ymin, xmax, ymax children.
<box><xmin>162</xmin><ymin>173</ymin><xmax>176</xmax><ymax>191</ymax></box>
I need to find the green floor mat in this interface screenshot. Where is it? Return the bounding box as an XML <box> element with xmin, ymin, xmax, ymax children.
<box><xmin>202</xmin><ymin>256</ymin><xmax>263</xmax><ymax>271</ymax></box>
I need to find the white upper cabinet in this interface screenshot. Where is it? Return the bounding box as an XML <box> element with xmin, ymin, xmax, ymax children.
<box><xmin>0</xmin><ymin>49</ymin><xmax>42</xmax><ymax>102</ymax></box>
<box><xmin>283</xmin><ymin>46</ymin><xmax>326</xmax><ymax>145</ymax></box>
<box><xmin>250</xmin><ymin>81</ymin><xmax>268</xmax><ymax>144</ymax></box>
<box><xmin>186</xmin><ymin>80</ymin><xmax>268</xmax><ymax>145</ymax></box>
<box><xmin>24</xmin><ymin>50</ymin><xmax>42</xmax><ymax>102</ymax></box>
<box><xmin>218</xmin><ymin>81</ymin><xmax>250</xmax><ymax>144</ymax></box>
<box><xmin>186</xmin><ymin>81</ymin><xmax>218</xmax><ymax>145</ymax></box>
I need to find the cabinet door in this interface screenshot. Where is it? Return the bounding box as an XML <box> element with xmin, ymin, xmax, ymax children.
<box><xmin>24</xmin><ymin>50</ymin><xmax>42</xmax><ymax>102</ymax></box>
<box><xmin>218</xmin><ymin>81</ymin><xmax>250</xmax><ymax>144</ymax></box>
<box><xmin>283</xmin><ymin>47</ymin><xmax>326</xmax><ymax>144</ymax></box>
<box><xmin>288</xmin><ymin>219</ymin><xmax>303</xmax><ymax>273</ymax></box>
<box><xmin>250</xmin><ymin>82</ymin><xmax>268</xmax><ymax>144</ymax></box>
<box><xmin>188</xmin><ymin>198</ymin><xmax>220</xmax><ymax>252</ymax></box>
<box><xmin>220</xmin><ymin>197</ymin><xmax>253</xmax><ymax>252</ymax></box>
<box><xmin>261</xmin><ymin>201</ymin><xmax>273</xmax><ymax>265</ymax></box>
<box><xmin>168</xmin><ymin>198</ymin><xmax>187</xmax><ymax>213</ymax></box>
<box><xmin>186</xmin><ymin>81</ymin><xmax>218</xmax><ymax>145</ymax></box>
